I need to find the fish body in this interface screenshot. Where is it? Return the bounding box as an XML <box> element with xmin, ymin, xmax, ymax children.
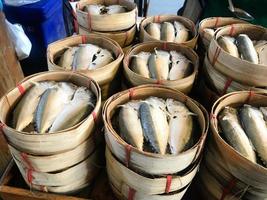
<box><xmin>107</xmin><ymin>5</ymin><xmax>126</xmax><ymax>14</ymax></box>
<box><xmin>84</xmin><ymin>4</ymin><xmax>104</xmax><ymax>15</ymax></box>
<box><xmin>218</xmin><ymin>36</ymin><xmax>239</xmax><ymax>58</ymax></box>
<box><xmin>131</xmin><ymin>52</ymin><xmax>151</xmax><ymax>78</ymax></box>
<box><xmin>174</xmin><ymin>21</ymin><xmax>189</xmax><ymax>43</ymax></box>
<box><xmin>13</xmin><ymin>82</ymin><xmax>55</xmax><ymax>131</ymax></box>
<box><xmin>169</xmin><ymin>51</ymin><xmax>191</xmax><ymax>80</ymax></box>
<box><xmin>59</xmin><ymin>47</ymin><xmax>79</xmax><ymax>70</ymax></box>
<box><xmin>89</xmin><ymin>48</ymin><xmax>113</xmax><ymax>70</ymax></box>
<box><xmin>161</xmin><ymin>22</ymin><xmax>175</xmax><ymax>42</ymax></box>
<box><xmin>34</xmin><ymin>82</ymin><xmax>76</xmax><ymax>133</ymax></box>
<box><xmin>148</xmin><ymin>53</ymin><xmax>161</xmax><ymax>79</ymax></box>
<box><xmin>166</xmin><ymin>99</ymin><xmax>193</xmax><ymax>154</ymax></box>
<box><xmin>236</xmin><ymin>34</ymin><xmax>258</xmax><ymax>64</ymax></box>
<box><xmin>119</xmin><ymin>102</ymin><xmax>143</xmax><ymax>150</ymax></box>
<box><xmin>146</xmin><ymin>23</ymin><xmax>161</xmax><ymax>40</ymax></box>
<box><xmin>218</xmin><ymin>107</ymin><xmax>256</xmax><ymax>163</ymax></box>
<box><xmin>240</xmin><ymin>105</ymin><xmax>267</xmax><ymax>164</ymax></box>
<box><xmin>153</xmin><ymin>49</ymin><xmax>170</xmax><ymax>80</ymax></box>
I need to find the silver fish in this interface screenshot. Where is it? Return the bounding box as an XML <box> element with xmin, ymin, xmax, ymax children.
<box><xmin>13</xmin><ymin>82</ymin><xmax>55</xmax><ymax>131</ymax></box>
<box><xmin>218</xmin><ymin>107</ymin><xmax>256</xmax><ymax>163</ymax></box>
<box><xmin>84</xmin><ymin>4</ymin><xmax>104</xmax><ymax>15</ymax></box>
<box><xmin>59</xmin><ymin>47</ymin><xmax>79</xmax><ymax>70</ymax></box>
<box><xmin>106</xmin><ymin>5</ymin><xmax>126</xmax><ymax>14</ymax></box>
<box><xmin>131</xmin><ymin>52</ymin><xmax>151</xmax><ymax>78</ymax></box>
<box><xmin>166</xmin><ymin>99</ymin><xmax>193</xmax><ymax>154</ymax></box>
<box><xmin>146</xmin><ymin>23</ymin><xmax>161</xmax><ymax>40</ymax></box>
<box><xmin>218</xmin><ymin>36</ymin><xmax>239</xmax><ymax>58</ymax></box>
<box><xmin>236</xmin><ymin>34</ymin><xmax>258</xmax><ymax>64</ymax></box>
<box><xmin>89</xmin><ymin>48</ymin><xmax>113</xmax><ymax>70</ymax></box>
<box><xmin>169</xmin><ymin>51</ymin><xmax>191</xmax><ymax>80</ymax></box>
<box><xmin>119</xmin><ymin>101</ymin><xmax>143</xmax><ymax>151</ymax></box>
<box><xmin>49</xmin><ymin>87</ymin><xmax>95</xmax><ymax>132</ymax></box>
<box><xmin>34</xmin><ymin>82</ymin><xmax>76</xmax><ymax>133</ymax></box>
<box><xmin>161</xmin><ymin>22</ymin><xmax>175</xmax><ymax>42</ymax></box>
<box><xmin>174</xmin><ymin>21</ymin><xmax>189</xmax><ymax>43</ymax></box>
<box><xmin>240</xmin><ymin>105</ymin><xmax>267</xmax><ymax>164</ymax></box>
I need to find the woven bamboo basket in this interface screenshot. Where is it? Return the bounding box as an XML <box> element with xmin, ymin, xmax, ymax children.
<box><xmin>106</xmin><ymin>147</ymin><xmax>198</xmax><ymax>199</ymax></box>
<box><xmin>123</xmin><ymin>42</ymin><xmax>199</xmax><ymax>94</ymax></box>
<box><xmin>47</xmin><ymin>34</ymin><xmax>123</xmax><ymax>100</ymax></box>
<box><xmin>140</xmin><ymin>15</ymin><xmax>198</xmax><ymax>49</ymax></box>
<box><xmin>199</xmin><ymin>17</ymin><xmax>247</xmax><ymax>50</ymax></box>
<box><xmin>103</xmin><ymin>84</ymin><xmax>208</xmax><ymax>175</ymax></box>
<box><xmin>122</xmin><ymin>44</ymin><xmax>133</xmax><ymax>54</ymax></box>
<box><xmin>208</xmin><ymin>24</ymin><xmax>267</xmax><ymax>87</ymax></box>
<box><xmin>76</xmin><ymin>0</ymin><xmax>137</xmax><ymax>32</ymax></box>
<box><xmin>210</xmin><ymin>91</ymin><xmax>267</xmax><ymax>198</ymax></box>
<box><xmin>78</xmin><ymin>25</ymin><xmax>136</xmax><ymax>48</ymax></box>
<box><xmin>0</xmin><ymin>71</ymin><xmax>101</xmax><ymax>155</ymax></box>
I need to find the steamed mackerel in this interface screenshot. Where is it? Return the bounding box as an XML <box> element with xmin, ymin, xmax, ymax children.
<box><xmin>89</xmin><ymin>48</ymin><xmax>113</xmax><ymax>70</ymax></box>
<box><xmin>146</xmin><ymin>23</ymin><xmax>161</xmax><ymax>40</ymax></box>
<box><xmin>240</xmin><ymin>105</ymin><xmax>267</xmax><ymax>164</ymax></box>
<box><xmin>84</xmin><ymin>4</ymin><xmax>104</xmax><ymax>15</ymax></box>
<box><xmin>139</xmin><ymin>98</ymin><xmax>169</xmax><ymax>154</ymax></box>
<box><xmin>34</xmin><ymin>82</ymin><xmax>76</xmax><ymax>133</ymax></box>
<box><xmin>236</xmin><ymin>34</ymin><xmax>258</xmax><ymax>64</ymax></box>
<box><xmin>161</xmin><ymin>22</ymin><xmax>175</xmax><ymax>42</ymax></box>
<box><xmin>218</xmin><ymin>107</ymin><xmax>256</xmax><ymax>163</ymax></box>
<box><xmin>49</xmin><ymin>87</ymin><xmax>95</xmax><ymax>132</ymax></box>
<box><xmin>107</xmin><ymin>5</ymin><xmax>126</xmax><ymax>14</ymax></box>
<box><xmin>218</xmin><ymin>36</ymin><xmax>239</xmax><ymax>58</ymax></box>
<box><xmin>174</xmin><ymin>21</ymin><xmax>189</xmax><ymax>43</ymax></box>
<box><xmin>119</xmin><ymin>101</ymin><xmax>143</xmax><ymax>150</ymax></box>
<box><xmin>166</xmin><ymin>99</ymin><xmax>193</xmax><ymax>154</ymax></box>
<box><xmin>131</xmin><ymin>52</ymin><xmax>151</xmax><ymax>78</ymax></box>
<box><xmin>59</xmin><ymin>47</ymin><xmax>79</xmax><ymax>70</ymax></box>
<box><xmin>13</xmin><ymin>82</ymin><xmax>55</xmax><ymax>132</ymax></box>
<box><xmin>169</xmin><ymin>51</ymin><xmax>191</xmax><ymax>80</ymax></box>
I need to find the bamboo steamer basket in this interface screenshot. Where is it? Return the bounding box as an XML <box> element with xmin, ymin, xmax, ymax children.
<box><xmin>76</xmin><ymin>0</ymin><xmax>137</xmax><ymax>32</ymax></box>
<box><xmin>102</xmin><ymin>84</ymin><xmax>208</xmax><ymax>175</ymax></box>
<box><xmin>122</xmin><ymin>44</ymin><xmax>133</xmax><ymax>54</ymax></box>
<box><xmin>78</xmin><ymin>25</ymin><xmax>136</xmax><ymax>48</ymax></box>
<box><xmin>47</xmin><ymin>34</ymin><xmax>123</xmax><ymax>100</ymax></box>
<box><xmin>140</xmin><ymin>15</ymin><xmax>198</xmax><ymax>49</ymax></box>
<box><xmin>210</xmin><ymin>91</ymin><xmax>267</xmax><ymax>193</ymax></box>
<box><xmin>208</xmin><ymin>24</ymin><xmax>267</xmax><ymax>87</ymax></box>
<box><xmin>0</xmin><ymin>71</ymin><xmax>101</xmax><ymax>155</ymax></box>
<box><xmin>199</xmin><ymin>17</ymin><xmax>247</xmax><ymax>50</ymax></box>
<box><xmin>106</xmin><ymin>147</ymin><xmax>197</xmax><ymax>199</ymax></box>
<box><xmin>123</xmin><ymin>42</ymin><xmax>199</xmax><ymax>94</ymax></box>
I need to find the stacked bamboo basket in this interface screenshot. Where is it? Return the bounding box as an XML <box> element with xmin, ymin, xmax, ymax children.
<box><xmin>198</xmin><ymin>91</ymin><xmax>267</xmax><ymax>199</ymax></box>
<box><xmin>76</xmin><ymin>0</ymin><xmax>138</xmax><ymax>53</ymax></box>
<box><xmin>0</xmin><ymin>71</ymin><xmax>102</xmax><ymax>194</ymax></box>
<box><xmin>200</xmin><ymin>23</ymin><xmax>267</xmax><ymax>110</ymax></box>
<box><xmin>103</xmin><ymin>85</ymin><xmax>209</xmax><ymax>200</ymax></box>
<box><xmin>47</xmin><ymin>34</ymin><xmax>124</xmax><ymax>100</ymax></box>
<box><xmin>123</xmin><ymin>41</ymin><xmax>199</xmax><ymax>94</ymax></box>
<box><xmin>140</xmin><ymin>15</ymin><xmax>198</xmax><ymax>49</ymax></box>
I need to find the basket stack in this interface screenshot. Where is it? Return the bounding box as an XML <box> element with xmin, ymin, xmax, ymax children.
<box><xmin>199</xmin><ymin>24</ymin><xmax>267</xmax><ymax>110</ymax></box>
<box><xmin>198</xmin><ymin>91</ymin><xmax>267</xmax><ymax>199</ymax></box>
<box><xmin>103</xmin><ymin>85</ymin><xmax>209</xmax><ymax>200</ymax></box>
<box><xmin>76</xmin><ymin>0</ymin><xmax>137</xmax><ymax>53</ymax></box>
<box><xmin>47</xmin><ymin>34</ymin><xmax>124</xmax><ymax>100</ymax></box>
<box><xmin>0</xmin><ymin>71</ymin><xmax>102</xmax><ymax>194</ymax></box>
<box><xmin>140</xmin><ymin>15</ymin><xmax>198</xmax><ymax>49</ymax></box>
<box><xmin>123</xmin><ymin>41</ymin><xmax>199</xmax><ymax>94</ymax></box>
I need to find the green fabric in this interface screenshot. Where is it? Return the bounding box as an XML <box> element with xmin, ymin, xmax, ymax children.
<box><xmin>202</xmin><ymin>0</ymin><xmax>267</xmax><ymax>27</ymax></box>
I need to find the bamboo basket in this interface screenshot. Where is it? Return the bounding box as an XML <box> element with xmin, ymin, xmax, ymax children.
<box><xmin>0</xmin><ymin>71</ymin><xmax>101</xmax><ymax>155</ymax></box>
<box><xmin>210</xmin><ymin>91</ymin><xmax>267</xmax><ymax>198</ymax></box>
<box><xmin>47</xmin><ymin>34</ymin><xmax>123</xmax><ymax>100</ymax></box>
<box><xmin>103</xmin><ymin>84</ymin><xmax>208</xmax><ymax>175</ymax></box>
<box><xmin>199</xmin><ymin>17</ymin><xmax>247</xmax><ymax>50</ymax></box>
<box><xmin>208</xmin><ymin>24</ymin><xmax>267</xmax><ymax>87</ymax></box>
<box><xmin>76</xmin><ymin>0</ymin><xmax>137</xmax><ymax>32</ymax></box>
<box><xmin>122</xmin><ymin>44</ymin><xmax>133</xmax><ymax>54</ymax></box>
<box><xmin>78</xmin><ymin>25</ymin><xmax>136</xmax><ymax>48</ymax></box>
<box><xmin>123</xmin><ymin>42</ymin><xmax>199</xmax><ymax>94</ymax></box>
<box><xmin>139</xmin><ymin>15</ymin><xmax>198</xmax><ymax>49</ymax></box>
<box><xmin>106</xmin><ymin>147</ymin><xmax>197</xmax><ymax>199</ymax></box>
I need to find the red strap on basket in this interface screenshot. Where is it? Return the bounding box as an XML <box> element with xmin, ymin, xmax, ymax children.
<box><xmin>0</xmin><ymin>122</ymin><xmax>5</xmax><ymax>134</ymax></box>
<box><xmin>210</xmin><ymin>113</ymin><xmax>217</xmax><ymax>121</ymax></box>
<box><xmin>87</xmin><ymin>12</ymin><xmax>92</xmax><ymax>31</ymax></box>
<box><xmin>21</xmin><ymin>152</ymin><xmax>34</xmax><ymax>170</ymax></box>
<box><xmin>128</xmin><ymin>88</ymin><xmax>135</xmax><ymax>100</ymax></box>
<box><xmin>154</xmin><ymin>15</ymin><xmax>161</xmax><ymax>23</ymax></box>
<box><xmin>165</xmin><ymin>175</ymin><xmax>172</xmax><ymax>193</ymax></box>
<box><xmin>17</xmin><ymin>84</ymin><xmax>25</xmax><ymax>95</ymax></box>
<box><xmin>246</xmin><ymin>90</ymin><xmax>255</xmax><ymax>103</ymax></box>
<box><xmin>92</xmin><ymin>111</ymin><xmax>97</xmax><ymax>124</ymax></box>
<box><xmin>211</xmin><ymin>47</ymin><xmax>221</xmax><ymax>67</ymax></box>
<box><xmin>27</xmin><ymin>169</ymin><xmax>34</xmax><ymax>184</ymax></box>
<box><xmin>128</xmin><ymin>187</ymin><xmax>136</xmax><ymax>200</ymax></box>
<box><xmin>229</xmin><ymin>25</ymin><xmax>235</xmax><ymax>37</ymax></box>
<box><xmin>156</xmin><ymin>79</ymin><xmax>163</xmax><ymax>85</ymax></box>
<box><xmin>221</xmin><ymin>78</ymin><xmax>233</xmax><ymax>95</ymax></box>
<box><xmin>72</xmin><ymin>10</ymin><xmax>79</xmax><ymax>33</ymax></box>
<box><xmin>125</xmin><ymin>144</ymin><xmax>132</xmax><ymax>168</ymax></box>
<box><xmin>220</xmin><ymin>178</ymin><xmax>237</xmax><ymax>200</ymax></box>
<box><xmin>162</xmin><ymin>42</ymin><xmax>168</xmax><ymax>50</ymax></box>
<box><xmin>81</xmin><ymin>35</ymin><xmax>87</xmax><ymax>44</ymax></box>
<box><xmin>214</xmin><ymin>17</ymin><xmax>220</xmax><ymax>28</ymax></box>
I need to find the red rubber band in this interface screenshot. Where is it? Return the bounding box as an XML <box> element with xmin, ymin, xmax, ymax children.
<box><xmin>17</xmin><ymin>84</ymin><xmax>25</xmax><ymax>95</ymax></box>
<box><xmin>229</xmin><ymin>25</ymin><xmax>235</xmax><ymax>37</ymax></box>
<box><xmin>211</xmin><ymin>47</ymin><xmax>221</xmax><ymax>67</ymax></box>
<box><xmin>129</xmin><ymin>88</ymin><xmax>134</xmax><ymax>100</ymax></box>
<box><xmin>125</xmin><ymin>144</ymin><xmax>132</xmax><ymax>168</ymax></box>
<box><xmin>214</xmin><ymin>17</ymin><xmax>220</xmax><ymax>28</ymax></box>
<box><xmin>87</xmin><ymin>12</ymin><xmax>92</xmax><ymax>31</ymax></box>
<box><xmin>165</xmin><ymin>175</ymin><xmax>172</xmax><ymax>193</ymax></box>
<box><xmin>92</xmin><ymin>111</ymin><xmax>97</xmax><ymax>124</ymax></box>
<box><xmin>27</xmin><ymin>169</ymin><xmax>34</xmax><ymax>184</ymax></box>
<box><xmin>162</xmin><ymin>42</ymin><xmax>168</xmax><ymax>50</ymax></box>
<box><xmin>210</xmin><ymin>113</ymin><xmax>217</xmax><ymax>120</ymax></box>
<box><xmin>221</xmin><ymin>78</ymin><xmax>233</xmax><ymax>95</ymax></box>
<box><xmin>81</xmin><ymin>35</ymin><xmax>87</xmax><ymax>44</ymax></box>
<box><xmin>220</xmin><ymin>178</ymin><xmax>237</xmax><ymax>200</ymax></box>
<box><xmin>156</xmin><ymin>79</ymin><xmax>163</xmax><ymax>85</ymax></box>
<box><xmin>246</xmin><ymin>90</ymin><xmax>255</xmax><ymax>103</ymax></box>
<box><xmin>21</xmin><ymin>152</ymin><xmax>34</xmax><ymax>170</ymax></box>
<box><xmin>128</xmin><ymin>187</ymin><xmax>136</xmax><ymax>200</ymax></box>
